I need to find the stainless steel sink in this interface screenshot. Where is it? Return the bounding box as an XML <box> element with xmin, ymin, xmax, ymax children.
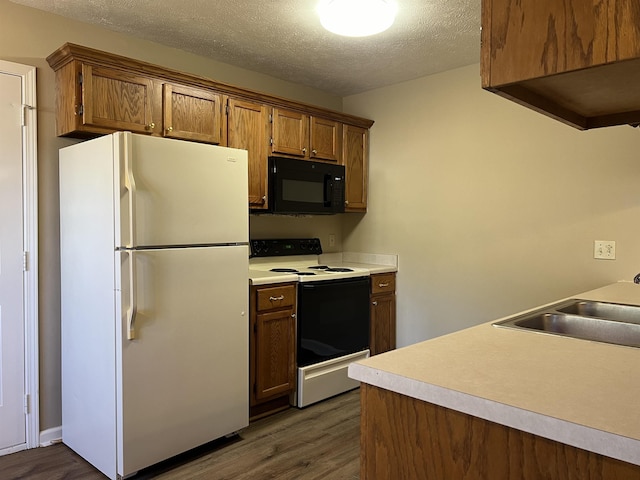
<box><xmin>557</xmin><ymin>300</ymin><xmax>640</xmax><ymax>325</ymax></box>
<box><xmin>493</xmin><ymin>299</ymin><xmax>640</xmax><ymax>348</ymax></box>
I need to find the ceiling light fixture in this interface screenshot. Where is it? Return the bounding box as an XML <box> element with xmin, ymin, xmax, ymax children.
<box><xmin>317</xmin><ymin>0</ymin><xmax>398</xmax><ymax>37</ymax></box>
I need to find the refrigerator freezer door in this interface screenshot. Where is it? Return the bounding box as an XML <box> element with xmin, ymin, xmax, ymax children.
<box><xmin>115</xmin><ymin>132</ymin><xmax>248</xmax><ymax>248</ymax></box>
<box><xmin>117</xmin><ymin>245</ymin><xmax>249</xmax><ymax>476</ymax></box>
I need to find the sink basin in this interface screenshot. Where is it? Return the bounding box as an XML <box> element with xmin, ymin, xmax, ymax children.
<box><xmin>493</xmin><ymin>299</ymin><xmax>640</xmax><ymax>348</ymax></box>
<box><xmin>557</xmin><ymin>300</ymin><xmax>640</xmax><ymax>325</ymax></box>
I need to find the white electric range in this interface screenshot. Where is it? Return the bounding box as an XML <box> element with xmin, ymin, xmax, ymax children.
<box><xmin>250</xmin><ymin>238</ymin><xmax>371</xmax><ymax>408</ymax></box>
<box><xmin>249</xmin><ymin>255</ymin><xmax>370</xmax><ymax>282</ymax></box>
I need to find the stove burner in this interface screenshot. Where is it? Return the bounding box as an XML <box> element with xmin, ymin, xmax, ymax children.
<box><xmin>297</xmin><ymin>272</ymin><xmax>317</xmax><ymax>276</ymax></box>
<box><xmin>325</xmin><ymin>267</ymin><xmax>354</xmax><ymax>272</ymax></box>
<box><xmin>307</xmin><ymin>265</ymin><xmax>329</xmax><ymax>270</ymax></box>
<box><xmin>270</xmin><ymin>268</ymin><xmax>298</xmax><ymax>273</ymax></box>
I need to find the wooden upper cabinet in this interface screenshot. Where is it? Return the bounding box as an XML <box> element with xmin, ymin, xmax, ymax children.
<box><xmin>163</xmin><ymin>84</ymin><xmax>223</xmax><ymax>144</ymax></box>
<box><xmin>271</xmin><ymin>108</ymin><xmax>342</xmax><ymax>162</ymax></box>
<box><xmin>342</xmin><ymin>124</ymin><xmax>368</xmax><ymax>212</ymax></box>
<box><xmin>310</xmin><ymin>116</ymin><xmax>341</xmax><ymax>162</ymax></box>
<box><xmin>271</xmin><ymin>107</ymin><xmax>309</xmax><ymax>158</ymax></box>
<box><xmin>226</xmin><ymin>97</ymin><xmax>269</xmax><ymax>209</ymax></box>
<box><xmin>481</xmin><ymin>0</ymin><xmax>640</xmax><ymax>129</ymax></box>
<box><xmin>81</xmin><ymin>63</ymin><xmax>155</xmax><ymax>135</ymax></box>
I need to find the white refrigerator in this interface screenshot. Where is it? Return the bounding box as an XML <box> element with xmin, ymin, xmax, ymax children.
<box><xmin>59</xmin><ymin>132</ymin><xmax>249</xmax><ymax>479</ymax></box>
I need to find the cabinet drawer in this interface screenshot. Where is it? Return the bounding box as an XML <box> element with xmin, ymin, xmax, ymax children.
<box><xmin>371</xmin><ymin>273</ymin><xmax>396</xmax><ymax>295</ymax></box>
<box><xmin>257</xmin><ymin>285</ymin><xmax>296</xmax><ymax>311</ymax></box>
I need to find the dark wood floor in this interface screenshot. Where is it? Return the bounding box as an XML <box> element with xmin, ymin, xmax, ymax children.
<box><xmin>0</xmin><ymin>389</ymin><xmax>360</xmax><ymax>480</ymax></box>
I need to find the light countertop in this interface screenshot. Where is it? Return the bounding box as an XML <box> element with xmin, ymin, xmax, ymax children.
<box><xmin>249</xmin><ymin>251</ymin><xmax>398</xmax><ymax>285</ymax></box>
<box><xmin>348</xmin><ymin>281</ymin><xmax>640</xmax><ymax>466</ymax></box>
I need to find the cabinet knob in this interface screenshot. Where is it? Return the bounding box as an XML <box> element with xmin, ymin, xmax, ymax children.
<box><xmin>372</xmin><ymin>301</ymin><xmax>378</xmax><ymax>306</ymax></box>
<box><xmin>291</xmin><ymin>313</ymin><xmax>296</xmax><ymax>318</ymax></box>
<box><xmin>146</xmin><ymin>122</ymin><xmax>155</xmax><ymax>130</ymax></box>
<box><xmin>312</xmin><ymin>149</ymin><xmax>317</xmax><ymax>155</ymax></box>
<box><xmin>302</xmin><ymin>147</ymin><xmax>307</xmax><ymax>154</ymax></box>
<box><xmin>345</xmin><ymin>200</ymin><xmax>349</xmax><ymax>206</ymax></box>
<box><xmin>261</xmin><ymin>195</ymin><xmax>266</xmax><ymax>204</ymax></box>
<box><xmin>166</xmin><ymin>126</ymin><xmax>173</xmax><ymax>133</ymax></box>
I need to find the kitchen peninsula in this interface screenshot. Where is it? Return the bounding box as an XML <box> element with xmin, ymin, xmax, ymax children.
<box><xmin>349</xmin><ymin>282</ymin><xmax>640</xmax><ymax>479</ymax></box>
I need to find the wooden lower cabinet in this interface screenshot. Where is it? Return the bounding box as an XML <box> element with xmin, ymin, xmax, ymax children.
<box><xmin>360</xmin><ymin>384</ymin><xmax>640</xmax><ymax>479</ymax></box>
<box><xmin>249</xmin><ymin>282</ymin><xmax>297</xmax><ymax>419</ymax></box>
<box><xmin>370</xmin><ymin>273</ymin><xmax>396</xmax><ymax>355</ymax></box>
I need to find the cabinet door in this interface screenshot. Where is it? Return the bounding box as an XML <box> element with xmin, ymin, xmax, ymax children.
<box><xmin>310</xmin><ymin>116</ymin><xmax>341</xmax><ymax>162</ymax></box>
<box><xmin>342</xmin><ymin>124</ymin><xmax>368</xmax><ymax>212</ymax></box>
<box><xmin>254</xmin><ymin>308</ymin><xmax>296</xmax><ymax>401</ymax></box>
<box><xmin>371</xmin><ymin>293</ymin><xmax>396</xmax><ymax>356</ymax></box>
<box><xmin>271</xmin><ymin>107</ymin><xmax>309</xmax><ymax>157</ymax></box>
<box><xmin>82</xmin><ymin>64</ymin><xmax>154</xmax><ymax>134</ymax></box>
<box><xmin>163</xmin><ymin>84</ymin><xmax>223</xmax><ymax>144</ymax></box>
<box><xmin>483</xmin><ymin>0</ymin><xmax>640</xmax><ymax>88</ymax></box>
<box><xmin>227</xmin><ymin>97</ymin><xmax>269</xmax><ymax>209</ymax></box>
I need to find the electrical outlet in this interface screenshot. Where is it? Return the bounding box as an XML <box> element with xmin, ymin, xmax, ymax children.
<box><xmin>594</xmin><ymin>240</ymin><xmax>616</xmax><ymax>260</ymax></box>
<box><xmin>328</xmin><ymin>234</ymin><xmax>336</xmax><ymax>247</ymax></box>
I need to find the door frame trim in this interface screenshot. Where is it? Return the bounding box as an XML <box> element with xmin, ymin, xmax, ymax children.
<box><xmin>0</xmin><ymin>60</ymin><xmax>39</xmax><ymax>451</ymax></box>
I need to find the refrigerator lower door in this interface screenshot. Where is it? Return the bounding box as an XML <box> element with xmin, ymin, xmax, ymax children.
<box><xmin>117</xmin><ymin>245</ymin><xmax>249</xmax><ymax>477</ymax></box>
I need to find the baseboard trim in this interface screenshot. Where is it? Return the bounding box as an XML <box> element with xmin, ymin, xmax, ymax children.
<box><xmin>39</xmin><ymin>426</ymin><xmax>62</xmax><ymax>447</ymax></box>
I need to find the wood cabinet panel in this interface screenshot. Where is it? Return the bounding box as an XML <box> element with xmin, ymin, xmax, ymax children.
<box><xmin>163</xmin><ymin>84</ymin><xmax>223</xmax><ymax>144</ymax></box>
<box><xmin>310</xmin><ymin>116</ymin><xmax>341</xmax><ymax>162</ymax></box>
<box><xmin>271</xmin><ymin>108</ymin><xmax>308</xmax><ymax>157</ymax></box>
<box><xmin>370</xmin><ymin>294</ymin><xmax>396</xmax><ymax>356</ymax></box>
<box><xmin>342</xmin><ymin>125</ymin><xmax>368</xmax><ymax>212</ymax></box>
<box><xmin>370</xmin><ymin>273</ymin><xmax>396</xmax><ymax>356</ymax></box>
<box><xmin>254</xmin><ymin>308</ymin><xmax>296</xmax><ymax>401</ymax></box>
<box><xmin>82</xmin><ymin>64</ymin><xmax>154</xmax><ymax>134</ymax></box>
<box><xmin>370</xmin><ymin>273</ymin><xmax>395</xmax><ymax>295</ymax></box>
<box><xmin>485</xmin><ymin>0</ymin><xmax>640</xmax><ymax>87</ymax></box>
<box><xmin>250</xmin><ymin>282</ymin><xmax>297</xmax><ymax>417</ymax></box>
<box><xmin>271</xmin><ymin>108</ymin><xmax>343</xmax><ymax>162</ymax></box>
<box><xmin>256</xmin><ymin>285</ymin><xmax>296</xmax><ymax>311</ymax></box>
<box><xmin>226</xmin><ymin>97</ymin><xmax>269</xmax><ymax>209</ymax></box>
<box><xmin>361</xmin><ymin>384</ymin><xmax>640</xmax><ymax>480</ymax></box>
<box><xmin>481</xmin><ymin>0</ymin><xmax>640</xmax><ymax>129</ymax></box>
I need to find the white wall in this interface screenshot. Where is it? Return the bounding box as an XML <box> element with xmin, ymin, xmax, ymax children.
<box><xmin>343</xmin><ymin>64</ymin><xmax>640</xmax><ymax>347</ymax></box>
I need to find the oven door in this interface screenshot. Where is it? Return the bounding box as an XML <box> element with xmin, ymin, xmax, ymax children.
<box><xmin>297</xmin><ymin>277</ymin><xmax>370</xmax><ymax>367</ymax></box>
<box><xmin>268</xmin><ymin>156</ymin><xmax>345</xmax><ymax>214</ymax></box>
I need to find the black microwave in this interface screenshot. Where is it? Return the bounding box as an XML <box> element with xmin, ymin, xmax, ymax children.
<box><xmin>262</xmin><ymin>156</ymin><xmax>345</xmax><ymax>214</ymax></box>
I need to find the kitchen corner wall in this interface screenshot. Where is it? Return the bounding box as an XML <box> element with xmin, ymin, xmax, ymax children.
<box><xmin>342</xmin><ymin>64</ymin><xmax>640</xmax><ymax>347</ymax></box>
<box><xmin>0</xmin><ymin>0</ymin><xmax>342</xmax><ymax>433</ymax></box>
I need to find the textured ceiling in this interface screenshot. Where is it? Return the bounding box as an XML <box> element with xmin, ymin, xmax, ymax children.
<box><xmin>11</xmin><ymin>0</ymin><xmax>481</xmax><ymax>96</ymax></box>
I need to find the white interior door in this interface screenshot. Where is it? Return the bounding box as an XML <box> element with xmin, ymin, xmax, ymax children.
<box><xmin>0</xmin><ymin>68</ymin><xmax>26</xmax><ymax>451</ymax></box>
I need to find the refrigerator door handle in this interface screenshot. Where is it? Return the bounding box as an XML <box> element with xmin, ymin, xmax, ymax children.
<box><xmin>126</xmin><ymin>250</ymin><xmax>138</xmax><ymax>340</ymax></box>
<box><xmin>123</xmin><ymin>137</ymin><xmax>137</xmax><ymax>249</ymax></box>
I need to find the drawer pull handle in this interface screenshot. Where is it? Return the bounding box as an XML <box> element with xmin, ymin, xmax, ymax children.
<box><xmin>269</xmin><ymin>295</ymin><xmax>285</xmax><ymax>301</ymax></box>
<box><xmin>378</xmin><ymin>282</ymin><xmax>390</xmax><ymax>288</ymax></box>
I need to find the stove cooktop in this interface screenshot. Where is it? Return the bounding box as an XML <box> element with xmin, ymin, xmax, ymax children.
<box><xmin>249</xmin><ymin>238</ymin><xmax>369</xmax><ymax>282</ymax></box>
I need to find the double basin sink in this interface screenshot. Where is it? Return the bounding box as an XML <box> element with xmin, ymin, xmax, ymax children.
<box><xmin>494</xmin><ymin>299</ymin><xmax>640</xmax><ymax>348</ymax></box>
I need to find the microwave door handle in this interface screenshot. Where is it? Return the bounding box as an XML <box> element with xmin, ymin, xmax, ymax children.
<box><xmin>324</xmin><ymin>174</ymin><xmax>332</xmax><ymax>206</ymax></box>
